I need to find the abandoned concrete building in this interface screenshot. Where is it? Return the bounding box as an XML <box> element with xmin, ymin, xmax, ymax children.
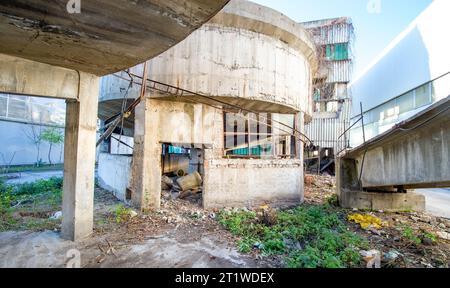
<box><xmin>1</xmin><ymin>0</ymin><xmax>449</xmax><ymax>256</ymax></box>
<box><xmin>302</xmin><ymin>18</ymin><xmax>354</xmax><ymax>174</ymax></box>
<box><xmin>97</xmin><ymin>0</ymin><xmax>318</xmax><ymax>211</ymax></box>
<box><xmin>0</xmin><ymin>0</ymin><xmax>232</xmax><ymax>241</ymax></box>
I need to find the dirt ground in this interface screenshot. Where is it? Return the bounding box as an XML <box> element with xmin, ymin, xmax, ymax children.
<box><xmin>1</xmin><ymin>175</ymin><xmax>450</xmax><ymax>268</ymax></box>
<box><xmin>304</xmin><ymin>174</ymin><xmax>450</xmax><ymax>268</ymax></box>
<box><xmin>0</xmin><ymin>188</ymin><xmax>273</xmax><ymax>268</ymax></box>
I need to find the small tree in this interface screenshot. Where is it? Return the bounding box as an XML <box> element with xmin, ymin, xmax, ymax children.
<box><xmin>23</xmin><ymin>124</ymin><xmax>44</xmax><ymax>167</ymax></box>
<box><xmin>0</xmin><ymin>151</ymin><xmax>17</xmax><ymax>174</ymax></box>
<box><xmin>41</xmin><ymin>127</ymin><xmax>64</xmax><ymax>166</ymax></box>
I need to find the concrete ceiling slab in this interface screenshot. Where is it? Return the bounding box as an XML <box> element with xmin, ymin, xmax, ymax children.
<box><xmin>0</xmin><ymin>0</ymin><xmax>229</xmax><ymax>76</ymax></box>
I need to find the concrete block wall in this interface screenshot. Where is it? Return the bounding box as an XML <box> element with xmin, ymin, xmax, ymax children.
<box><xmin>203</xmin><ymin>151</ymin><xmax>304</xmax><ymax>209</ymax></box>
<box><xmin>98</xmin><ymin>153</ymin><xmax>132</xmax><ymax>201</ymax></box>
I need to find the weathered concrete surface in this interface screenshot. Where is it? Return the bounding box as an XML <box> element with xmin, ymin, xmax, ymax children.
<box><xmin>203</xmin><ymin>153</ymin><xmax>304</xmax><ymax>209</ymax></box>
<box><xmin>0</xmin><ymin>231</ymin><xmax>260</xmax><ymax>268</ymax></box>
<box><xmin>99</xmin><ymin>0</ymin><xmax>317</xmax><ymax>120</ymax></box>
<box><xmin>130</xmin><ymin>97</ymin><xmax>222</xmax><ymax>210</ymax></box>
<box><xmin>0</xmin><ymin>0</ymin><xmax>230</xmax><ymax>76</ymax></box>
<box><xmin>0</xmin><ymin>231</ymin><xmax>76</xmax><ymax>268</ymax></box>
<box><xmin>349</xmin><ymin>96</ymin><xmax>450</xmax><ymax>189</ymax></box>
<box><xmin>0</xmin><ymin>53</ymin><xmax>79</xmax><ymax>99</ymax></box>
<box><xmin>97</xmin><ymin>153</ymin><xmax>132</xmax><ymax>202</ymax></box>
<box><xmin>61</xmin><ymin>72</ymin><xmax>99</xmax><ymax>241</ymax></box>
<box><xmin>99</xmin><ymin>0</ymin><xmax>316</xmax><ymax>210</ymax></box>
<box><xmin>146</xmin><ymin>0</ymin><xmax>316</xmax><ymax>116</ymax></box>
<box><xmin>340</xmin><ymin>191</ymin><xmax>425</xmax><ymax>212</ymax></box>
<box><xmin>131</xmin><ymin>97</ymin><xmax>162</xmax><ymax>211</ymax></box>
<box><xmin>337</xmin><ymin>96</ymin><xmax>450</xmax><ymax>211</ymax></box>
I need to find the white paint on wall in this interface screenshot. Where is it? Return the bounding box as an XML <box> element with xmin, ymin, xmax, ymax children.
<box><xmin>350</xmin><ymin>0</ymin><xmax>450</xmax><ymax>117</ymax></box>
<box><xmin>98</xmin><ymin>153</ymin><xmax>132</xmax><ymax>201</ymax></box>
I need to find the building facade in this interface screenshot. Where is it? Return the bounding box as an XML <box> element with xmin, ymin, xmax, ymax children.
<box><xmin>97</xmin><ymin>0</ymin><xmax>318</xmax><ymax>210</ymax></box>
<box><xmin>302</xmin><ymin>18</ymin><xmax>354</xmax><ymax>173</ymax></box>
<box><xmin>349</xmin><ymin>0</ymin><xmax>450</xmax><ymax>148</ymax></box>
<box><xmin>0</xmin><ymin>94</ymin><xmax>65</xmax><ymax>166</ymax></box>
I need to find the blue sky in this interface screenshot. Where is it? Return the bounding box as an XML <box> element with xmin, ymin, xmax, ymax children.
<box><xmin>251</xmin><ymin>0</ymin><xmax>432</xmax><ymax>78</ymax></box>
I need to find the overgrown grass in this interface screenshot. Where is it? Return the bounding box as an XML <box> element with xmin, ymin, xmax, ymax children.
<box><xmin>0</xmin><ymin>177</ymin><xmax>63</xmax><ymax>231</ymax></box>
<box><xmin>0</xmin><ymin>164</ymin><xmax>64</xmax><ymax>175</ymax></box>
<box><xmin>218</xmin><ymin>205</ymin><xmax>368</xmax><ymax>268</ymax></box>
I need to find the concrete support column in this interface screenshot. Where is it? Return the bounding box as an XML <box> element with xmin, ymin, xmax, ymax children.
<box><xmin>61</xmin><ymin>72</ymin><xmax>99</xmax><ymax>241</ymax></box>
<box><xmin>295</xmin><ymin>112</ymin><xmax>305</xmax><ymax>203</ymax></box>
<box><xmin>131</xmin><ymin>97</ymin><xmax>161</xmax><ymax>211</ymax></box>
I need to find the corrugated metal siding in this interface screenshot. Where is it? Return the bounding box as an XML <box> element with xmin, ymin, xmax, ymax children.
<box><xmin>305</xmin><ymin>117</ymin><xmax>348</xmax><ymax>152</ymax></box>
<box><xmin>316</xmin><ymin>23</ymin><xmax>352</xmax><ymax>45</ymax></box>
<box><xmin>302</xmin><ymin>18</ymin><xmax>354</xmax><ymax>155</ymax></box>
<box><xmin>326</xmin><ymin>60</ymin><xmax>352</xmax><ymax>83</ymax></box>
<box><xmin>305</xmin><ymin>100</ymin><xmax>352</xmax><ymax>153</ymax></box>
<box><xmin>304</xmin><ymin>21</ymin><xmax>353</xmax><ymax>46</ymax></box>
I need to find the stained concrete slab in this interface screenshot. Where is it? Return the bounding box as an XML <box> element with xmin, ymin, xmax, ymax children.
<box><xmin>0</xmin><ymin>0</ymin><xmax>230</xmax><ymax>75</ymax></box>
<box><xmin>0</xmin><ymin>231</ymin><xmax>261</xmax><ymax>268</ymax></box>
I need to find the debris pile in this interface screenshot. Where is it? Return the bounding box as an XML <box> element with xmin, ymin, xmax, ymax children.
<box><xmin>161</xmin><ymin>172</ymin><xmax>203</xmax><ymax>203</ymax></box>
<box><xmin>304</xmin><ymin>173</ymin><xmax>336</xmax><ymax>205</ymax></box>
<box><xmin>256</xmin><ymin>205</ymin><xmax>278</xmax><ymax>226</ymax></box>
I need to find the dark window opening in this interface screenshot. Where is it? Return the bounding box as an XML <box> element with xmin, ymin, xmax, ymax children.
<box><xmin>223</xmin><ymin>112</ymin><xmax>295</xmax><ymax>159</ymax></box>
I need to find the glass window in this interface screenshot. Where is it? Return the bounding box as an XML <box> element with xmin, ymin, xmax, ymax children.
<box><xmin>397</xmin><ymin>91</ymin><xmax>414</xmax><ymax>114</ymax></box>
<box><xmin>223</xmin><ymin>112</ymin><xmax>294</xmax><ymax>158</ymax></box>
<box><xmin>415</xmin><ymin>83</ymin><xmax>431</xmax><ymax>108</ymax></box>
<box><xmin>431</xmin><ymin>73</ymin><xmax>450</xmax><ymax>102</ymax></box>
<box><xmin>0</xmin><ymin>94</ymin><xmax>7</xmax><ymax>117</ymax></box>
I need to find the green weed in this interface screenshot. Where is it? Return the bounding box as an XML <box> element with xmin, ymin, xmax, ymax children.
<box><xmin>218</xmin><ymin>205</ymin><xmax>368</xmax><ymax>268</ymax></box>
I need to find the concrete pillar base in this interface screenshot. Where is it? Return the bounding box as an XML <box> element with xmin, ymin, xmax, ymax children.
<box><xmin>339</xmin><ymin>191</ymin><xmax>425</xmax><ymax>212</ymax></box>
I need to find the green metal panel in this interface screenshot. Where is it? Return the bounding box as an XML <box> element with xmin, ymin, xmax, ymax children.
<box><xmin>326</xmin><ymin>43</ymin><xmax>349</xmax><ymax>61</ymax></box>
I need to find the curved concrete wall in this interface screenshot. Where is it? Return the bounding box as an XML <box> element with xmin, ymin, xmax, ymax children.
<box><xmin>99</xmin><ymin>0</ymin><xmax>317</xmax><ymax>117</ymax></box>
<box><xmin>149</xmin><ymin>0</ymin><xmax>316</xmax><ymax>116</ymax></box>
<box><xmin>0</xmin><ymin>0</ymin><xmax>230</xmax><ymax>76</ymax></box>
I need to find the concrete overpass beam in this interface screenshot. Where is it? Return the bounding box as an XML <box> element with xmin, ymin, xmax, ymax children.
<box><xmin>0</xmin><ymin>54</ymin><xmax>79</xmax><ymax>100</ymax></box>
<box><xmin>336</xmin><ymin>97</ymin><xmax>450</xmax><ymax>212</ymax></box>
<box><xmin>336</xmin><ymin>157</ymin><xmax>426</xmax><ymax>211</ymax></box>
